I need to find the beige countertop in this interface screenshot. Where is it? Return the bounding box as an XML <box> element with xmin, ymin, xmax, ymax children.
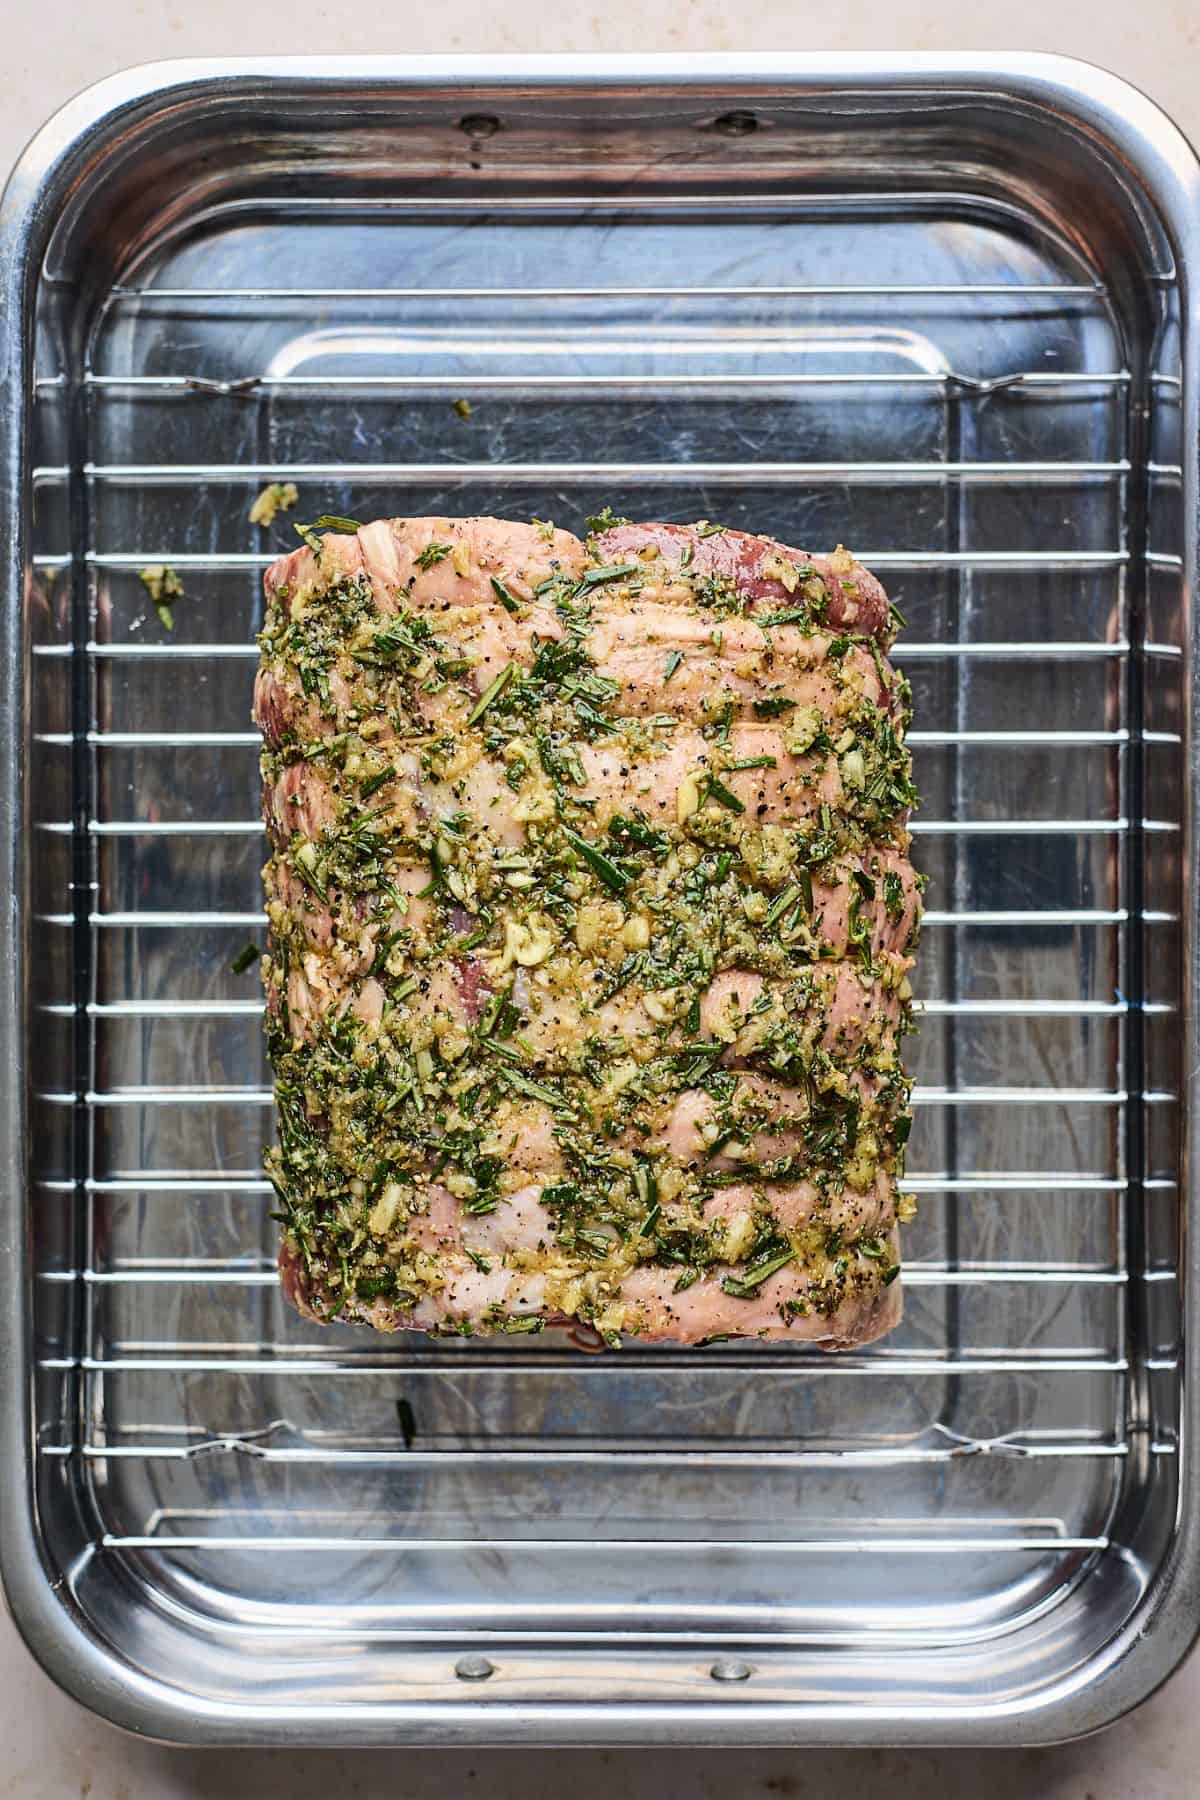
<box><xmin>2</xmin><ymin>8</ymin><xmax>1198</xmax><ymax>1795</ymax></box>
<box><xmin>2</xmin><ymin>0</ymin><xmax>1200</xmax><ymax>182</ymax></box>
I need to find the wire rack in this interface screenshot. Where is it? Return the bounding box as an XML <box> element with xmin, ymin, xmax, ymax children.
<box><xmin>24</xmin><ymin>176</ymin><xmax>1179</xmax><ymax>1662</ymax></box>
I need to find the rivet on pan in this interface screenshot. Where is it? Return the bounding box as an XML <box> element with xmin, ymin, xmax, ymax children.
<box><xmin>710</xmin><ymin>1658</ymin><xmax>754</xmax><ymax>1682</ymax></box>
<box><xmin>459</xmin><ymin>115</ymin><xmax>501</xmax><ymax>139</ymax></box>
<box><xmin>712</xmin><ymin>111</ymin><xmax>759</xmax><ymax>136</ymax></box>
<box><xmin>455</xmin><ymin>1654</ymin><xmax>496</xmax><ymax>1682</ymax></box>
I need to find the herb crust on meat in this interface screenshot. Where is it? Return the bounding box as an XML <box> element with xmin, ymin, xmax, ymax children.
<box><xmin>254</xmin><ymin>514</ymin><xmax>921</xmax><ymax>1348</ymax></box>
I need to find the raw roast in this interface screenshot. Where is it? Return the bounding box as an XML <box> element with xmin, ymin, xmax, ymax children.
<box><xmin>253</xmin><ymin>512</ymin><xmax>921</xmax><ymax>1347</ymax></box>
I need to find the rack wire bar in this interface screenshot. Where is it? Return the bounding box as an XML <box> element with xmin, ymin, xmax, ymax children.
<box><xmin>105</xmin><ymin>275</ymin><xmax>1114</xmax><ymax>295</ymax></box>
<box><xmin>78</xmin><ymin>548</ymin><xmax>1132</xmax><ymax>570</ymax></box>
<box><xmin>44</xmin><ymin>996</ymin><xmax>1144</xmax><ymax>1018</ymax></box>
<box><xmin>50</xmin><ymin>1444</ymin><xmax>1130</xmax><ymax>1466</ymax></box>
<box><xmin>31</xmin><ymin>906</ymin><xmax>1136</xmax><ymax>929</ymax></box>
<box><xmin>38</xmin><ymin>1172</ymin><xmax>1133</xmax><ymax>1195</ymax></box>
<box><xmin>34</xmin><ymin>817</ymin><xmax>1143</xmax><ymax>837</ymax></box>
<box><xmin>89</xmin><ymin>1533</ymin><xmax>1111</xmax><ymax>1553</ymax></box>
<box><xmin>38</xmin><ymin>1265</ymin><xmax>1136</xmax><ymax>1287</ymax></box>
<box><xmin>73</xmin><ymin>368</ymin><xmax>1130</xmax><ymax>394</ymax></box>
<box><xmin>39</xmin><ymin>1354</ymin><xmax>1132</xmax><ymax>1376</ymax></box>
<box><xmin>51</xmin><ymin>1084</ymin><xmax>1132</xmax><ymax>1106</ymax></box>
<box><xmin>32</xmin><ymin>728</ymin><xmax>1145</xmax><ymax>748</ymax></box>
<box><xmin>29</xmin><ymin>638</ymin><xmax>1139</xmax><ymax>659</ymax></box>
<box><xmin>83</xmin><ymin>459</ymin><xmax>1132</xmax><ymax>480</ymax></box>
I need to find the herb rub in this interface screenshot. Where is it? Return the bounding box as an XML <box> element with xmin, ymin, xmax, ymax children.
<box><xmin>254</xmin><ymin>514</ymin><xmax>921</xmax><ymax>1348</ymax></box>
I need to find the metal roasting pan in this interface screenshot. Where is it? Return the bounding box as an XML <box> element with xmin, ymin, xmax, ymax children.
<box><xmin>1</xmin><ymin>52</ymin><xmax>1198</xmax><ymax>1747</ymax></box>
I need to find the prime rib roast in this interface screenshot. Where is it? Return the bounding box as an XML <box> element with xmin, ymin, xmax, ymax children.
<box><xmin>253</xmin><ymin>513</ymin><xmax>920</xmax><ymax>1348</ymax></box>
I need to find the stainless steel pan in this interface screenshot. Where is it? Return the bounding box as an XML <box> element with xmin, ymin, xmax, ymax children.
<box><xmin>0</xmin><ymin>53</ymin><xmax>1196</xmax><ymax>1745</ymax></box>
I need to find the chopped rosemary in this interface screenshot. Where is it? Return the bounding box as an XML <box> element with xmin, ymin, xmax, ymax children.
<box><xmin>490</xmin><ymin>576</ymin><xmax>522</xmax><ymax>614</ymax></box>
<box><xmin>722</xmin><ymin>1249</ymin><xmax>795</xmax><ymax>1297</ymax></box>
<box><xmin>466</xmin><ymin>662</ymin><xmax>516</xmax><ymax>725</ymax></box>
<box><xmin>703</xmin><ymin>773</ymin><xmax>745</xmax><ymax>814</ymax></box>
<box><xmin>358</xmin><ymin>766</ymin><xmax>396</xmax><ymax>799</ymax></box>
<box><xmin>765</xmin><ymin>885</ymin><xmax>800</xmax><ymax>927</ymax></box>
<box><xmin>581</xmin><ymin>561</ymin><xmax>640</xmax><ymax>586</ymax></box>
<box><xmin>293</xmin><ymin>515</ymin><xmax>361</xmax><ymax>550</ymax></box>
<box><xmin>561</xmin><ymin>825</ymin><xmax>629</xmax><ymax>894</ymax></box>
<box><xmin>584</xmin><ymin>506</ymin><xmax>631</xmax><ymax>533</ymax></box>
